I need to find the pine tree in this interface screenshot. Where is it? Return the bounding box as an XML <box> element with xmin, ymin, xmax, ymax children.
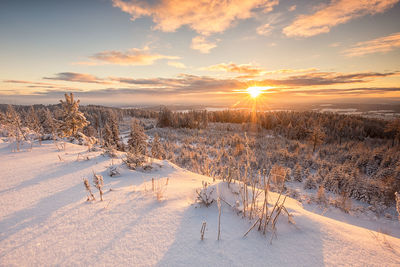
<box><xmin>309</xmin><ymin>126</ymin><xmax>325</xmax><ymax>152</ymax></box>
<box><xmin>102</xmin><ymin>110</ymin><xmax>123</xmax><ymax>150</ymax></box>
<box><xmin>127</xmin><ymin>119</ymin><xmax>147</xmax><ymax>155</ymax></box>
<box><xmin>59</xmin><ymin>93</ymin><xmax>89</xmax><ymax>137</ymax></box>
<box><xmin>385</xmin><ymin>119</ymin><xmax>400</xmax><ymax>147</ymax></box>
<box><xmin>102</xmin><ymin>121</ymin><xmax>115</xmax><ymax>149</ymax></box>
<box><xmin>125</xmin><ymin>119</ymin><xmax>148</xmax><ymax>169</ymax></box>
<box><xmin>151</xmin><ymin>133</ymin><xmax>165</xmax><ymax>160</ymax></box>
<box><xmin>157</xmin><ymin>107</ymin><xmax>175</xmax><ymax>127</ymax></box>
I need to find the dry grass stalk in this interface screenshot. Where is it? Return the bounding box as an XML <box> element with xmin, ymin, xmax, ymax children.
<box><xmin>264</xmin><ymin>185</ymin><xmax>285</xmax><ymax>233</ymax></box>
<box><xmin>269</xmin><ymin>196</ymin><xmax>287</xmax><ymax>244</ymax></box>
<box><xmin>83</xmin><ymin>178</ymin><xmax>95</xmax><ymax>201</ymax></box>
<box><xmin>93</xmin><ymin>172</ymin><xmax>104</xmax><ymax>201</ymax></box>
<box><xmin>154</xmin><ymin>178</ymin><xmax>168</xmax><ymax>201</ymax></box>
<box><xmin>258</xmin><ymin>171</ymin><xmax>270</xmax><ymax>232</ymax></box>
<box><xmin>243</xmin><ymin>218</ymin><xmax>260</xmax><ymax>238</ymax></box>
<box><xmin>200</xmin><ymin>221</ymin><xmax>206</xmax><ymax>240</ymax></box>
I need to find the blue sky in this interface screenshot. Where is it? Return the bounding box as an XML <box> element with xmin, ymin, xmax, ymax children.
<box><xmin>1</xmin><ymin>0</ymin><xmax>400</xmax><ymax>106</ymax></box>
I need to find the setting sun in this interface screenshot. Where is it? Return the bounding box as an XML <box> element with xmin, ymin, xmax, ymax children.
<box><xmin>247</xmin><ymin>86</ymin><xmax>265</xmax><ymax>98</ymax></box>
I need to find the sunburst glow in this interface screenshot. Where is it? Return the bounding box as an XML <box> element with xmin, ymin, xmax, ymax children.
<box><xmin>247</xmin><ymin>86</ymin><xmax>264</xmax><ymax>98</ymax></box>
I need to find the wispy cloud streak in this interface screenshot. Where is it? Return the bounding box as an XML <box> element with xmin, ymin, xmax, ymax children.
<box><xmin>343</xmin><ymin>32</ymin><xmax>400</xmax><ymax>57</ymax></box>
<box><xmin>283</xmin><ymin>0</ymin><xmax>399</xmax><ymax>37</ymax></box>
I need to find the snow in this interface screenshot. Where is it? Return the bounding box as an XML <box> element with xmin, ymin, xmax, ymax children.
<box><xmin>1</xmin><ymin>141</ymin><xmax>400</xmax><ymax>266</ymax></box>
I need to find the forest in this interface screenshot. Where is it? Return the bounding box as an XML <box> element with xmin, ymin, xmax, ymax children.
<box><xmin>1</xmin><ymin>94</ymin><xmax>399</xmax><ymax>216</ymax></box>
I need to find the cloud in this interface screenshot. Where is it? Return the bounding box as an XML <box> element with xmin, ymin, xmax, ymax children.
<box><xmin>110</xmin><ymin>70</ymin><xmax>399</xmax><ymax>93</ymax></box>
<box><xmin>41</xmin><ymin>69</ymin><xmax>398</xmax><ymax>90</ymax></box>
<box><xmin>112</xmin><ymin>0</ymin><xmax>279</xmax><ymax>36</ymax></box>
<box><xmin>343</xmin><ymin>32</ymin><xmax>400</xmax><ymax>57</ymax></box>
<box><xmin>261</xmin><ymin>71</ymin><xmax>398</xmax><ymax>86</ymax></box>
<box><xmin>264</xmin><ymin>68</ymin><xmax>319</xmax><ymax>75</ymax></box>
<box><xmin>76</xmin><ymin>47</ymin><xmax>179</xmax><ymax>66</ymax></box>
<box><xmin>111</xmin><ymin>74</ymin><xmax>246</xmax><ymax>94</ymax></box>
<box><xmin>3</xmin><ymin>80</ymin><xmax>58</xmax><ymax>86</ymax></box>
<box><xmin>4</xmin><ymin>71</ymin><xmax>399</xmax><ymax>105</ymax></box>
<box><xmin>191</xmin><ymin>36</ymin><xmax>217</xmax><ymax>53</ymax></box>
<box><xmin>329</xmin><ymin>42</ymin><xmax>342</xmax><ymax>47</ymax></box>
<box><xmin>288</xmin><ymin>5</ymin><xmax>296</xmax><ymax>12</ymax></box>
<box><xmin>205</xmin><ymin>62</ymin><xmax>265</xmax><ymax>77</ymax></box>
<box><xmin>256</xmin><ymin>23</ymin><xmax>272</xmax><ymax>36</ymax></box>
<box><xmin>283</xmin><ymin>0</ymin><xmax>399</xmax><ymax>37</ymax></box>
<box><xmin>2</xmin><ymin>79</ymin><xmax>80</xmax><ymax>92</ymax></box>
<box><xmin>167</xmin><ymin>61</ymin><xmax>186</xmax><ymax>69</ymax></box>
<box><xmin>44</xmin><ymin>72</ymin><xmax>109</xmax><ymax>84</ymax></box>
<box><xmin>256</xmin><ymin>12</ymin><xmax>283</xmax><ymax>36</ymax></box>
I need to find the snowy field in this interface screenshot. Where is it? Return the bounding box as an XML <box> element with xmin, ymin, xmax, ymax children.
<box><xmin>1</xmin><ymin>141</ymin><xmax>400</xmax><ymax>266</ymax></box>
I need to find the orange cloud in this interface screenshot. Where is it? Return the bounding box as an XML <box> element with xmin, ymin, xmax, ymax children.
<box><xmin>112</xmin><ymin>0</ymin><xmax>279</xmax><ymax>36</ymax></box>
<box><xmin>264</xmin><ymin>68</ymin><xmax>319</xmax><ymax>75</ymax></box>
<box><xmin>206</xmin><ymin>63</ymin><xmax>265</xmax><ymax>76</ymax></box>
<box><xmin>343</xmin><ymin>32</ymin><xmax>400</xmax><ymax>57</ymax></box>
<box><xmin>191</xmin><ymin>36</ymin><xmax>217</xmax><ymax>54</ymax></box>
<box><xmin>283</xmin><ymin>0</ymin><xmax>399</xmax><ymax>37</ymax></box>
<box><xmin>76</xmin><ymin>47</ymin><xmax>179</xmax><ymax>66</ymax></box>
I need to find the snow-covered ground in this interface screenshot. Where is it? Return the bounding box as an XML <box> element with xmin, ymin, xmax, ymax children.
<box><xmin>1</xmin><ymin>141</ymin><xmax>400</xmax><ymax>266</ymax></box>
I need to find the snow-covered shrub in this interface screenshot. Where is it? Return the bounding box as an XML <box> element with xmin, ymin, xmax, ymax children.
<box><xmin>196</xmin><ymin>181</ymin><xmax>215</xmax><ymax>207</ymax></box>
<box><xmin>304</xmin><ymin>174</ymin><xmax>317</xmax><ymax>190</ymax></box>
<box><xmin>292</xmin><ymin>164</ymin><xmax>303</xmax><ymax>182</ymax></box>
<box><xmin>103</xmin><ymin>147</ymin><xmax>119</xmax><ymax>158</ymax></box>
<box><xmin>108</xmin><ymin>165</ymin><xmax>120</xmax><ymax>177</ymax></box>
<box><xmin>150</xmin><ymin>133</ymin><xmax>165</xmax><ymax>160</ymax></box>
<box><xmin>331</xmin><ymin>192</ymin><xmax>352</xmax><ymax>213</ymax></box>
<box><xmin>125</xmin><ymin>151</ymin><xmax>146</xmax><ymax>170</ymax></box>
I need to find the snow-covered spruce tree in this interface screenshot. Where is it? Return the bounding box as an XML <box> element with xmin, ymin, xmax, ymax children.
<box><xmin>102</xmin><ymin>110</ymin><xmax>123</xmax><ymax>151</ymax></box>
<box><xmin>150</xmin><ymin>133</ymin><xmax>165</xmax><ymax>160</ymax></box>
<box><xmin>125</xmin><ymin>119</ymin><xmax>148</xmax><ymax>169</ymax></box>
<box><xmin>41</xmin><ymin>108</ymin><xmax>57</xmax><ymax>137</ymax></box>
<box><xmin>59</xmin><ymin>93</ymin><xmax>89</xmax><ymax>138</ymax></box>
<box><xmin>4</xmin><ymin>105</ymin><xmax>26</xmax><ymax>151</ymax></box>
<box><xmin>102</xmin><ymin>121</ymin><xmax>115</xmax><ymax>149</ymax></box>
<box><xmin>26</xmin><ymin>106</ymin><xmax>43</xmax><ymax>143</ymax></box>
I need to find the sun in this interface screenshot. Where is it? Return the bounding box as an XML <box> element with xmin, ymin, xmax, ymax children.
<box><xmin>247</xmin><ymin>86</ymin><xmax>264</xmax><ymax>98</ymax></box>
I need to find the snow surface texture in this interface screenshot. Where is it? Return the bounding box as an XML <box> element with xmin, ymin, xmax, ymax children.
<box><xmin>1</xmin><ymin>141</ymin><xmax>400</xmax><ymax>266</ymax></box>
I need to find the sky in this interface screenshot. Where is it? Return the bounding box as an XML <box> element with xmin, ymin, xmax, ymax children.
<box><xmin>1</xmin><ymin>0</ymin><xmax>400</xmax><ymax>107</ymax></box>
